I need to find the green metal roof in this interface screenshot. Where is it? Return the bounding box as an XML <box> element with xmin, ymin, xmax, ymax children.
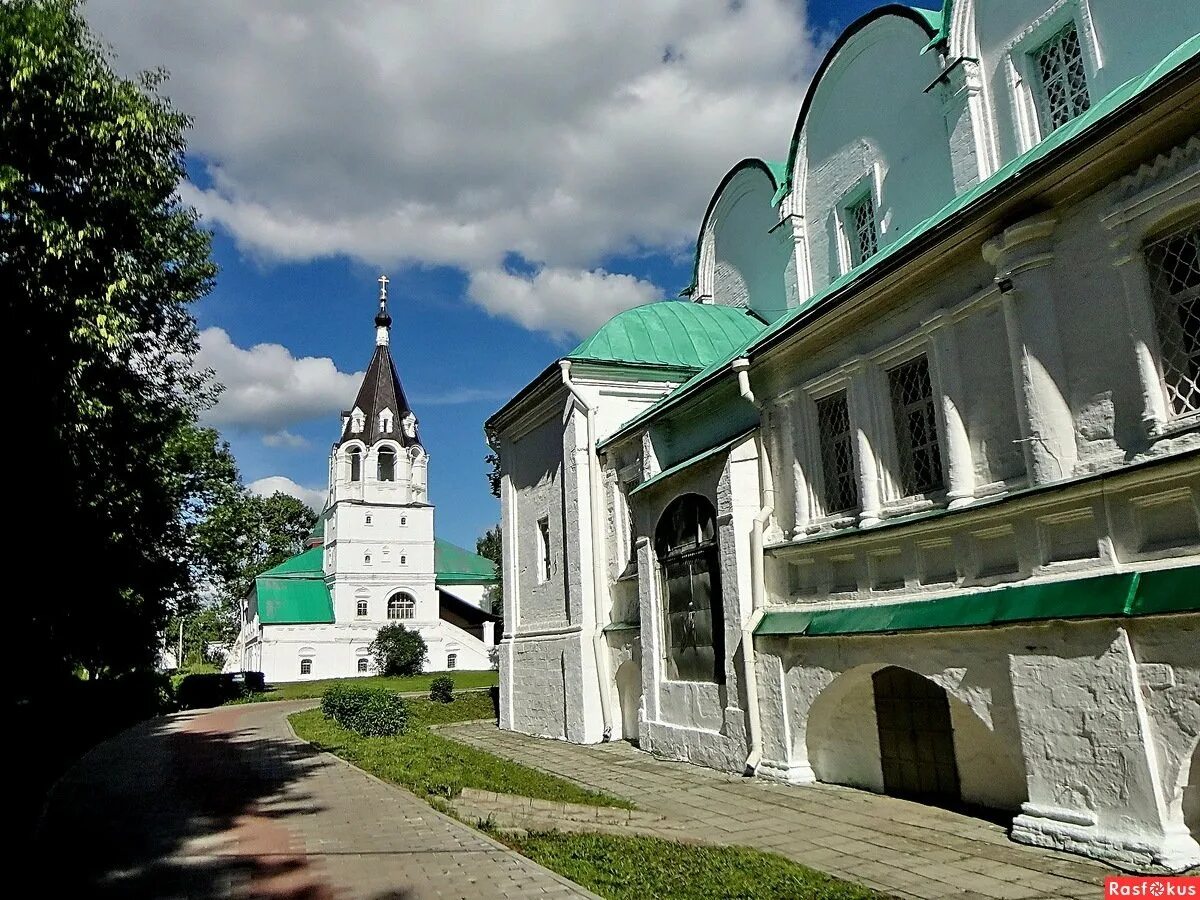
<box><xmin>435</xmin><ymin>538</ymin><xmax>497</xmax><ymax>584</ymax></box>
<box><xmin>256</xmin><ymin>577</ymin><xmax>335</xmax><ymax>625</ymax></box>
<box><xmin>755</xmin><ymin>564</ymin><xmax>1200</xmax><ymax>638</ymax></box>
<box><xmin>568</xmin><ymin>302</ymin><xmax>764</xmax><ymax>369</ymax></box>
<box><xmin>260</xmin><ymin>546</ymin><xmax>324</xmax><ymax>577</ymax></box>
<box><xmin>606</xmin><ymin>32</ymin><xmax>1200</xmax><ymax>450</ymax></box>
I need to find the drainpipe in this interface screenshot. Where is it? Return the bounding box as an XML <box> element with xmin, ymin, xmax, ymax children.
<box><xmin>560</xmin><ymin>360</ymin><xmax>614</xmax><ymax>741</ymax></box>
<box><xmin>731</xmin><ymin>356</ymin><xmax>772</xmax><ymax>776</ymax></box>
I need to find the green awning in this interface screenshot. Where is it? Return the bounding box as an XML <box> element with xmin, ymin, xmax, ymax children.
<box><xmin>630</xmin><ymin>429</ymin><xmax>754</xmax><ymax>497</ymax></box>
<box><xmin>256</xmin><ymin>577</ymin><xmax>335</xmax><ymax>625</ymax></box>
<box><xmin>756</xmin><ymin>566</ymin><xmax>1200</xmax><ymax>638</ymax></box>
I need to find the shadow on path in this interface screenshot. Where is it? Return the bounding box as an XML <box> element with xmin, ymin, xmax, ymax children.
<box><xmin>34</xmin><ymin>704</ymin><xmax>403</xmax><ymax>899</ymax></box>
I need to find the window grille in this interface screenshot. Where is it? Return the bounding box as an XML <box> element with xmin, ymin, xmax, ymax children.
<box><xmin>887</xmin><ymin>355</ymin><xmax>945</xmax><ymax>496</ymax></box>
<box><xmin>1145</xmin><ymin>220</ymin><xmax>1200</xmax><ymax>417</ymax></box>
<box><xmin>1033</xmin><ymin>22</ymin><xmax>1090</xmax><ymax>132</ymax></box>
<box><xmin>816</xmin><ymin>391</ymin><xmax>859</xmax><ymax>514</ymax></box>
<box><xmin>356</xmin><ymin>598</ymin><xmax>368</xmax><ymax>617</ymax></box>
<box><xmin>387</xmin><ymin>594</ymin><xmax>415</xmax><ymax>620</ymax></box>
<box><xmin>357</xmin><ymin>658</ymin><xmax>369</xmax><ymax>672</ymax></box>
<box><xmin>446</xmin><ymin>653</ymin><xmax>457</xmax><ymax>670</ymax></box>
<box><xmin>300</xmin><ymin>658</ymin><xmax>312</xmax><ymax>675</ymax></box>
<box><xmin>847</xmin><ymin>194</ymin><xmax>878</xmax><ymax>264</ymax></box>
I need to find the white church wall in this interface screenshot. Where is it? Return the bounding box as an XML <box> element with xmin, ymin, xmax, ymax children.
<box><xmin>969</xmin><ymin>0</ymin><xmax>1200</xmax><ymax>165</ymax></box>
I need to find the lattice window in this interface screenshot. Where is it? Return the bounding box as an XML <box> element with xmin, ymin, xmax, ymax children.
<box><xmin>1033</xmin><ymin>22</ymin><xmax>1090</xmax><ymax>132</ymax></box>
<box><xmin>357</xmin><ymin>658</ymin><xmax>369</xmax><ymax>672</ymax></box>
<box><xmin>356</xmin><ymin>598</ymin><xmax>368</xmax><ymax>617</ymax></box>
<box><xmin>887</xmin><ymin>355</ymin><xmax>945</xmax><ymax>496</ymax></box>
<box><xmin>816</xmin><ymin>391</ymin><xmax>859</xmax><ymax>514</ymax></box>
<box><xmin>1145</xmin><ymin>220</ymin><xmax>1200</xmax><ymax>417</ymax></box>
<box><xmin>847</xmin><ymin>193</ymin><xmax>878</xmax><ymax>265</ymax></box>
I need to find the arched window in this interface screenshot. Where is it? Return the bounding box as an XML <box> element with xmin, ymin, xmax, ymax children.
<box><xmin>357</xmin><ymin>658</ymin><xmax>369</xmax><ymax>672</ymax></box>
<box><xmin>378</xmin><ymin>447</ymin><xmax>396</xmax><ymax>481</ymax></box>
<box><xmin>364</xmin><ymin>552</ymin><xmax>372</xmax><ymax>566</ymax></box>
<box><xmin>348</xmin><ymin>446</ymin><xmax>362</xmax><ymax>482</ymax></box>
<box><xmin>300</xmin><ymin>658</ymin><xmax>312</xmax><ymax>676</ymax></box>
<box><xmin>400</xmin><ymin>515</ymin><xmax>407</xmax><ymax>526</ymax></box>
<box><xmin>446</xmin><ymin>653</ymin><xmax>457</xmax><ymax>670</ymax></box>
<box><xmin>365</xmin><ymin>513</ymin><xmax>372</xmax><ymax>525</ymax></box>
<box><xmin>655</xmin><ymin>494</ymin><xmax>724</xmax><ymax>684</ymax></box>
<box><xmin>387</xmin><ymin>593</ymin><xmax>415</xmax><ymax>620</ymax></box>
<box><xmin>400</xmin><ymin>554</ymin><xmax>407</xmax><ymax>566</ymax></box>
<box><xmin>356</xmin><ymin>598</ymin><xmax>368</xmax><ymax>617</ymax></box>
<box><xmin>379</xmin><ymin>408</ymin><xmax>394</xmax><ymax>433</ymax></box>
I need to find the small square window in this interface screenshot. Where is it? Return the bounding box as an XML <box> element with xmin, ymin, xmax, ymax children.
<box><xmin>887</xmin><ymin>355</ymin><xmax>945</xmax><ymax>496</ymax></box>
<box><xmin>846</xmin><ymin>193</ymin><xmax>878</xmax><ymax>266</ymax></box>
<box><xmin>536</xmin><ymin>516</ymin><xmax>551</xmax><ymax>584</ymax></box>
<box><xmin>1032</xmin><ymin>22</ymin><xmax>1090</xmax><ymax>132</ymax></box>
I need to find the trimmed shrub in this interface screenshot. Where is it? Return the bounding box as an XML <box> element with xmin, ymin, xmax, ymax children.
<box><xmin>429</xmin><ymin>675</ymin><xmax>454</xmax><ymax>703</ymax></box>
<box><xmin>175</xmin><ymin>671</ymin><xmax>266</xmax><ymax>708</ymax></box>
<box><xmin>369</xmin><ymin>623</ymin><xmax>427</xmax><ymax>676</ymax></box>
<box><xmin>320</xmin><ymin>684</ymin><xmax>408</xmax><ymax>736</ymax></box>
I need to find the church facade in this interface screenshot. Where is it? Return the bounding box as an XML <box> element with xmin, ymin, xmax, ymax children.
<box><xmin>488</xmin><ymin>0</ymin><xmax>1200</xmax><ymax>872</ymax></box>
<box><xmin>232</xmin><ymin>282</ymin><xmax>499</xmax><ymax>683</ymax></box>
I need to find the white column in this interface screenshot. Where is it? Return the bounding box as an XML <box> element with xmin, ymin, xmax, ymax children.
<box><xmin>847</xmin><ymin>360</ymin><xmax>883</xmax><ymax>527</ymax></box>
<box><xmin>984</xmin><ymin>213</ymin><xmax>1077</xmax><ymax>485</ymax></box>
<box><xmin>926</xmin><ymin>314</ymin><xmax>975</xmax><ymax>507</ymax></box>
<box><xmin>481</xmin><ymin>620</ymin><xmax>495</xmax><ymax>648</ymax></box>
<box><xmin>779</xmin><ymin>396</ymin><xmax>811</xmax><ymax>537</ymax></box>
<box><xmin>1111</xmin><ymin>242</ymin><xmax>1170</xmax><ymax>436</ymax></box>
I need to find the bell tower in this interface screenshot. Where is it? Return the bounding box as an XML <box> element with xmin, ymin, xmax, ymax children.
<box><xmin>321</xmin><ymin>277</ymin><xmax>437</xmax><ymax>632</ymax></box>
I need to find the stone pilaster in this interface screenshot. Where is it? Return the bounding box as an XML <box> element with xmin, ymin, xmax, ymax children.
<box><xmin>926</xmin><ymin>313</ymin><xmax>975</xmax><ymax>506</ymax></box>
<box><xmin>984</xmin><ymin>213</ymin><xmax>1077</xmax><ymax>485</ymax></box>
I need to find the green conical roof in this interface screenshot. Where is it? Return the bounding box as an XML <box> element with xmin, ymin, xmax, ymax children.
<box><xmin>568</xmin><ymin>301</ymin><xmax>763</xmax><ymax>369</ymax></box>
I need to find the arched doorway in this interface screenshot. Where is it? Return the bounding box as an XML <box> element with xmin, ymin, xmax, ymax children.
<box><xmin>872</xmin><ymin>666</ymin><xmax>960</xmax><ymax>805</ymax></box>
<box><xmin>655</xmin><ymin>494</ymin><xmax>723</xmax><ymax>683</ymax></box>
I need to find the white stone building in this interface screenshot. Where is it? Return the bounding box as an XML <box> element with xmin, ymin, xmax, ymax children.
<box><xmin>232</xmin><ymin>281</ymin><xmax>499</xmax><ymax>683</ymax></box>
<box><xmin>489</xmin><ymin>0</ymin><xmax>1200</xmax><ymax>871</ymax></box>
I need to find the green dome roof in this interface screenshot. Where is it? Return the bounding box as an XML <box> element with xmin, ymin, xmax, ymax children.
<box><xmin>568</xmin><ymin>302</ymin><xmax>764</xmax><ymax>369</ymax></box>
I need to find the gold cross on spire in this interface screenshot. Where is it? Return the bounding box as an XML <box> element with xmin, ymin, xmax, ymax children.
<box><xmin>377</xmin><ymin>274</ymin><xmax>389</xmax><ymax>301</ymax></box>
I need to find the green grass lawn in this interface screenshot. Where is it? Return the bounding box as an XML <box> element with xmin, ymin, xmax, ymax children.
<box><xmin>495</xmin><ymin>831</ymin><xmax>884</xmax><ymax>900</ymax></box>
<box><xmin>231</xmin><ymin>670</ymin><xmax>498</xmax><ymax>703</ymax></box>
<box><xmin>289</xmin><ymin>693</ymin><xmax>630</xmax><ymax>808</ymax></box>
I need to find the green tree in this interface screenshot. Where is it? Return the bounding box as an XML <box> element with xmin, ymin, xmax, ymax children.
<box><xmin>2</xmin><ymin>0</ymin><xmax>216</xmax><ymax>687</ymax></box>
<box><xmin>476</xmin><ymin>524</ymin><xmax>503</xmax><ymax>614</ymax></box>
<box><xmin>369</xmin><ymin>624</ymin><xmax>428</xmax><ymax>676</ymax></box>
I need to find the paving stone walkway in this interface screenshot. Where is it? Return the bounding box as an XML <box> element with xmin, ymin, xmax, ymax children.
<box><xmin>440</xmin><ymin>721</ymin><xmax>1116</xmax><ymax>900</ymax></box>
<box><xmin>37</xmin><ymin>701</ymin><xmax>596</xmax><ymax>899</ymax></box>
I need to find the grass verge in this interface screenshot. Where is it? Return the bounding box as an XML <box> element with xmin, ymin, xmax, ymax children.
<box><xmin>230</xmin><ymin>670</ymin><xmax>498</xmax><ymax>704</ymax></box>
<box><xmin>289</xmin><ymin>693</ymin><xmax>630</xmax><ymax>808</ymax></box>
<box><xmin>492</xmin><ymin>830</ymin><xmax>885</xmax><ymax>900</ymax></box>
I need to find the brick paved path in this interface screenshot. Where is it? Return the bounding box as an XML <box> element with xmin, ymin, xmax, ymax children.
<box><xmin>37</xmin><ymin>701</ymin><xmax>595</xmax><ymax>899</ymax></box>
<box><xmin>441</xmin><ymin>722</ymin><xmax>1116</xmax><ymax>900</ymax></box>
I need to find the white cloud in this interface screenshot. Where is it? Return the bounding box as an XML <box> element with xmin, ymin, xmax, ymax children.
<box><xmin>85</xmin><ymin>0</ymin><xmax>819</xmax><ymax>337</ymax></box>
<box><xmin>469</xmin><ymin>267</ymin><xmax>659</xmax><ymax>338</ymax></box>
<box><xmin>195</xmin><ymin>327</ymin><xmax>362</xmax><ymax>431</ymax></box>
<box><xmin>261</xmin><ymin>430</ymin><xmax>309</xmax><ymax>449</ymax></box>
<box><xmin>248</xmin><ymin>476</ymin><xmax>327</xmax><ymax>513</ymax></box>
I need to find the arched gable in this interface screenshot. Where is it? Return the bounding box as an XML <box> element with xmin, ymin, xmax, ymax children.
<box><xmin>692</xmin><ymin>160</ymin><xmax>792</xmax><ymax>323</ymax></box>
<box><xmin>785</xmin><ymin>9</ymin><xmax>952</xmax><ymax>295</ymax></box>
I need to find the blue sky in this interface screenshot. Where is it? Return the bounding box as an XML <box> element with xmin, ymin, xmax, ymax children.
<box><xmin>89</xmin><ymin>0</ymin><xmax>889</xmax><ymax>550</ymax></box>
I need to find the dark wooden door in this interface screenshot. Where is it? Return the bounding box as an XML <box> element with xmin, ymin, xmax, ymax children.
<box><xmin>872</xmin><ymin>666</ymin><xmax>961</xmax><ymax>804</ymax></box>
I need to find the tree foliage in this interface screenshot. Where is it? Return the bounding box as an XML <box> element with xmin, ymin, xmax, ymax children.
<box><xmin>476</xmin><ymin>524</ymin><xmax>503</xmax><ymax>614</ymax></box>
<box><xmin>2</xmin><ymin>0</ymin><xmax>217</xmax><ymax>688</ymax></box>
<box><xmin>370</xmin><ymin>624</ymin><xmax>429</xmax><ymax>677</ymax></box>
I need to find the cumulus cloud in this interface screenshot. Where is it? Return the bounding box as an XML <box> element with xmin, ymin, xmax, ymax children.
<box><xmin>85</xmin><ymin>0</ymin><xmax>819</xmax><ymax>337</ymax></box>
<box><xmin>248</xmin><ymin>476</ymin><xmax>327</xmax><ymax>513</ymax></box>
<box><xmin>196</xmin><ymin>327</ymin><xmax>362</xmax><ymax>431</ymax></box>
